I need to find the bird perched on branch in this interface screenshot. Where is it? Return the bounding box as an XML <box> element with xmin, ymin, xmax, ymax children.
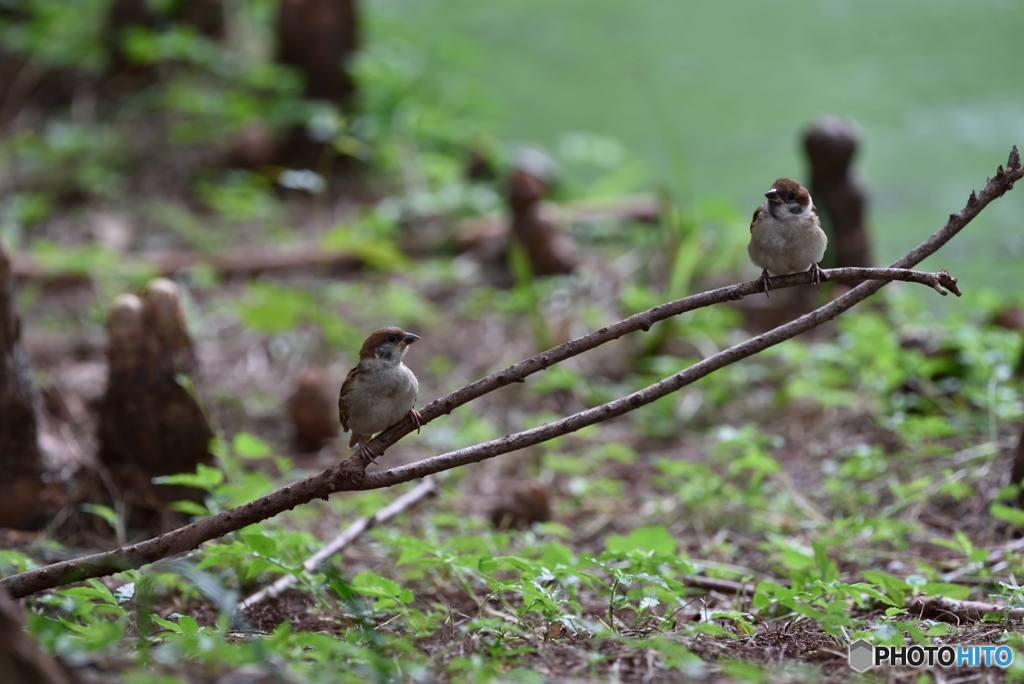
<box><xmin>338</xmin><ymin>327</ymin><xmax>422</xmax><ymax>462</ymax></box>
<box><xmin>747</xmin><ymin>178</ymin><xmax>828</xmax><ymax>296</ymax></box>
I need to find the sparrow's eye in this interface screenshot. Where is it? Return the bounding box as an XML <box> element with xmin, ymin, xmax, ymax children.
<box><xmin>786</xmin><ymin>192</ymin><xmax>796</xmax><ymax>201</ymax></box>
<box><xmin>387</xmin><ymin>335</ymin><xmax>397</xmax><ymax>343</ymax></box>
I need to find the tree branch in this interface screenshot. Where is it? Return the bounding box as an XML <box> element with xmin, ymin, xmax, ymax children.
<box><xmin>2</xmin><ymin>146</ymin><xmax>1018</xmax><ymax>599</ymax></box>
<box><xmin>235</xmin><ymin>477</ymin><xmax>437</xmax><ymax>612</ymax></box>
<box><xmin>359</xmin><ymin>266</ymin><xmax>959</xmax><ymax>461</ymax></box>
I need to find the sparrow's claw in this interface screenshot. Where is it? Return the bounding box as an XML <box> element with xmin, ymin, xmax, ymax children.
<box><xmin>409</xmin><ymin>409</ymin><xmax>423</xmax><ymax>433</ymax></box>
<box><xmin>757</xmin><ymin>269</ymin><xmax>773</xmax><ymax>298</ymax></box>
<box><xmin>356</xmin><ymin>439</ymin><xmax>379</xmax><ymax>464</ymax></box>
<box><xmin>807</xmin><ymin>262</ymin><xmax>827</xmax><ymax>288</ymax></box>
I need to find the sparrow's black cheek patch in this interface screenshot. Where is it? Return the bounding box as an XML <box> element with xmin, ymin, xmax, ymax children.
<box><xmin>787</xmin><ymin>204</ymin><xmax>804</xmax><ymax>215</ymax></box>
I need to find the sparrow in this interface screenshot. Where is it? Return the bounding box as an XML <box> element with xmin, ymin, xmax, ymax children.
<box><xmin>747</xmin><ymin>178</ymin><xmax>828</xmax><ymax>296</ymax></box>
<box><xmin>338</xmin><ymin>327</ymin><xmax>422</xmax><ymax>462</ymax></box>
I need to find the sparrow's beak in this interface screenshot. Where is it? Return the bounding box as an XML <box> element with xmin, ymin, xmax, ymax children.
<box><xmin>764</xmin><ymin>188</ymin><xmax>781</xmax><ymax>203</ymax></box>
<box><xmin>401</xmin><ymin>333</ymin><xmax>421</xmax><ymax>346</ymax></box>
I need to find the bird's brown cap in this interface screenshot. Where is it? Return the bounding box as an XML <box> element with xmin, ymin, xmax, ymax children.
<box><xmin>765</xmin><ymin>177</ymin><xmax>810</xmax><ymax>205</ymax></box>
<box><xmin>358</xmin><ymin>327</ymin><xmax>420</xmax><ymax>359</ymax></box>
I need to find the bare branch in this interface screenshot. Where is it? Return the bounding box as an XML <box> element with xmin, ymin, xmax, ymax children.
<box><xmin>350</xmin><ymin>273</ymin><xmax>951</xmax><ymax>488</ymax></box>
<box><xmin>235</xmin><ymin>477</ymin><xmax>437</xmax><ymax>612</ymax></box>
<box><xmin>351</xmin><ymin>267</ymin><xmax>957</xmax><ymax>467</ymax></box>
<box><xmin>1</xmin><ymin>146</ymin><xmax>1018</xmax><ymax>599</ymax></box>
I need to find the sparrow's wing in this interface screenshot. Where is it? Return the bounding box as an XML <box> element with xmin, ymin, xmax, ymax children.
<box><xmin>749</xmin><ymin>205</ymin><xmax>763</xmax><ymax>233</ymax></box>
<box><xmin>337</xmin><ymin>365</ymin><xmax>361</xmax><ymax>430</ymax></box>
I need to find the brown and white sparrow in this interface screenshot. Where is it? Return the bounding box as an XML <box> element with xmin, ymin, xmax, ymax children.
<box><xmin>747</xmin><ymin>178</ymin><xmax>828</xmax><ymax>296</ymax></box>
<box><xmin>338</xmin><ymin>327</ymin><xmax>422</xmax><ymax>462</ymax></box>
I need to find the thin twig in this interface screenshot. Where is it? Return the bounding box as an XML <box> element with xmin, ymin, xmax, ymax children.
<box><xmin>235</xmin><ymin>477</ymin><xmax>437</xmax><ymax>612</ymax></box>
<box><xmin>1</xmin><ymin>146</ymin><xmax>1019</xmax><ymax>599</ymax></box>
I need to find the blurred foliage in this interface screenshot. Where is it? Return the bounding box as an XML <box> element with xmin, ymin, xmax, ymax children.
<box><xmin>0</xmin><ymin>0</ymin><xmax>109</xmax><ymax>70</ymax></box>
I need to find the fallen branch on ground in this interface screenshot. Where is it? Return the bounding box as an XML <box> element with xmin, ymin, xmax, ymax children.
<box><xmin>906</xmin><ymin>594</ymin><xmax>1024</xmax><ymax>624</ymax></box>
<box><xmin>692</xmin><ymin>578</ymin><xmax>1024</xmax><ymax>625</ymax></box>
<box><xmin>683</xmin><ymin>576</ymin><xmax>763</xmax><ymax>596</ymax></box>
<box><xmin>11</xmin><ymin>193</ymin><xmax>663</xmax><ymax>283</ymax></box>
<box><xmin>1</xmin><ymin>146</ymin><xmax>1018</xmax><ymax>599</ymax></box>
<box><xmin>11</xmin><ymin>243</ymin><xmax>362</xmax><ymax>283</ymax></box>
<box><xmin>236</xmin><ymin>477</ymin><xmax>437</xmax><ymax>613</ymax></box>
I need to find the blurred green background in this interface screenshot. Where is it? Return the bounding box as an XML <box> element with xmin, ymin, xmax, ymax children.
<box><xmin>373</xmin><ymin>0</ymin><xmax>1024</xmax><ymax>291</ymax></box>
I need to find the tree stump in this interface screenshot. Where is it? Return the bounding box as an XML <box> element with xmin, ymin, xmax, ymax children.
<box><xmin>288</xmin><ymin>367</ymin><xmax>338</xmax><ymax>452</ymax></box>
<box><xmin>489</xmin><ymin>480</ymin><xmax>552</xmax><ymax>530</ymax></box>
<box><xmin>275</xmin><ymin>0</ymin><xmax>360</xmax><ymax>167</ymax></box>
<box><xmin>803</xmin><ymin>116</ymin><xmax>874</xmax><ymax>272</ymax></box>
<box><xmin>1011</xmin><ymin>424</ymin><xmax>1024</xmax><ymax>509</ymax></box>
<box><xmin>0</xmin><ymin>240</ymin><xmax>63</xmax><ymax>530</ymax></box>
<box><xmin>0</xmin><ymin>591</ymin><xmax>73</xmax><ymax>684</ymax></box>
<box><xmin>506</xmin><ymin>149</ymin><xmax>576</xmax><ymax>277</ymax></box>
<box><xmin>96</xmin><ymin>279</ymin><xmax>214</xmax><ymax>530</ymax></box>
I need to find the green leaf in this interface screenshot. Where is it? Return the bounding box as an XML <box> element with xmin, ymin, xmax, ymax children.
<box><xmin>790</xmin><ymin>603</ymin><xmax>827</xmax><ymax>621</ymax></box>
<box><xmin>920</xmin><ymin>583</ymin><xmax>972</xmax><ymax>600</ymax></box>
<box><xmin>169</xmin><ymin>500</ymin><xmax>210</xmax><ymax>516</ymax></box>
<box><xmin>244</xmin><ymin>558</ymin><xmax>272</xmax><ymax>582</ymax></box>
<box><xmin>848</xmin><ymin>582</ymin><xmax>899</xmax><ymax>607</ymax></box>
<box><xmin>235</xmin><ymin>283</ymin><xmax>308</xmax><ymax>334</ymax></box>
<box><xmin>861</xmin><ymin>570</ymin><xmax>909</xmax><ymax>604</ymax></box>
<box><xmin>80</xmin><ymin>503</ymin><xmax>118</xmax><ymax>528</ymax></box>
<box><xmin>242</xmin><ymin>531</ymin><xmax>277</xmax><ymax>556</ymax></box>
<box><xmin>151</xmin><ymin>615</ymin><xmax>181</xmax><ymax>633</ymax></box>
<box><xmin>500</xmin><ymin>556</ymin><xmax>535</xmax><ymax>573</ymax></box>
<box><xmin>396</xmin><ymin>540</ymin><xmax>430</xmax><ymax>566</ymax></box>
<box><xmin>60</xmin><ymin>583</ymin><xmax>116</xmax><ymax>604</ymax></box>
<box><xmin>605</xmin><ymin>525</ymin><xmax>677</xmax><ymax>555</ymax></box>
<box><xmin>57</xmin><ymin>617</ymin><xmax>94</xmax><ymax>635</ymax></box>
<box><xmin>813</xmin><ymin>542</ymin><xmax>839</xmax><ymax>583</ymax></box>
<box><xmin>0</xmin><ymin>550</ymin><xmax>35</xmax><ymax>574</ymax></box>
<box><xmin>535</xmin><ymin>522</ymin><xmax>573</xmax><ymax>538</ymax></box>
<box><xmin>352</xmin><ymin>570</ymin><xmax>402</xmax><ymax>598</ymax></box>
<box><xmin>153</xmin><ymin>464</ymin><xmax>223</xmax><ymax>490</ymax></box>
<box><xmin>926</xmin><ymin>622</ymin><xmax>954</xmax><ymax>636</ymax></box>
<box><xmin>695</xmin><ymin>623</ymin><xmax>734</xmax><ymax>637</ymax></box>
<box><xmin>541</xmin><ymin>543</ymin><xmax>573</xmax><ymax>567</ymax></box>
<box><xmin>321</xmin><ymin>223</ymin><xmax>411</xmax><ymax>271</ymax></box>
<box><xmin>176</xmin><ymin>615</ymin><xmax>199</xmax><ymax>637</ymax></box>
<box><xmin>990</xmin><ymin>503</ymin><xmax>1024</xmax><ymax>527</ymax></box>
<box><xmin>233</xmin><ymin>432</ymin><xmax>273</xmax><ymax>459</ymax></box>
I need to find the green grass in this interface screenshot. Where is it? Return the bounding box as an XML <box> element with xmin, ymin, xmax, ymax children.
<box><xmin>370</xmin><ymin>0</ymin><xmax>1024</xmax><ymax>292</ymax></box>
